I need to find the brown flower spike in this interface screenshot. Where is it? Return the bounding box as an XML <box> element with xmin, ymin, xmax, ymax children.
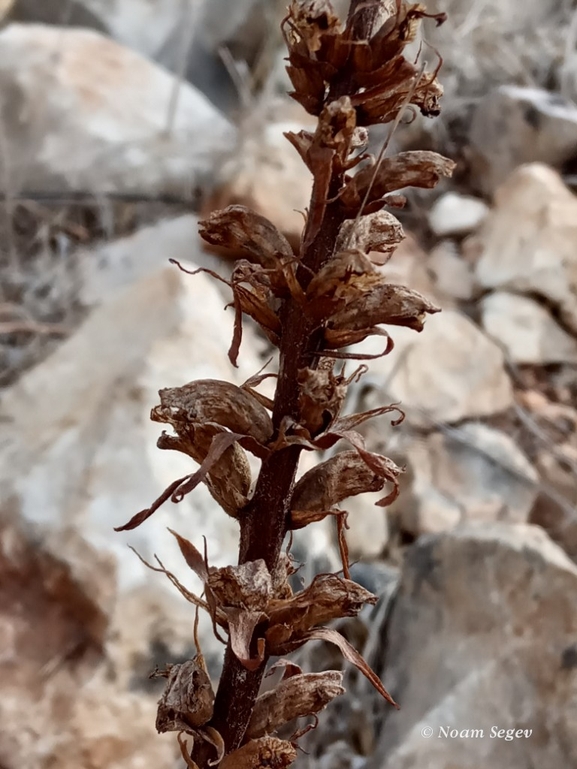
<box><xmin>116</xmin><ymin>1</ymin><xmax>454</xmax><ymax>766</ymax></box>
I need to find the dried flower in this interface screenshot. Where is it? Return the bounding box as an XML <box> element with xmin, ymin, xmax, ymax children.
<box><xmin>117</xmin><ymin>1</ymin><xmax>453</xmax><ymax>766</ymax></box>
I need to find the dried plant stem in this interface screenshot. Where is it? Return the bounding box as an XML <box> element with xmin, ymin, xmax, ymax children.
<box><xmin>117</xmin><ymin>2</ymin><xmax>454</xmax><ymax>766</ymax></box>
<box><xmin>207</xmin><ymin>8</ymin><xmax>384</xmax><ymax>750</ymax></box>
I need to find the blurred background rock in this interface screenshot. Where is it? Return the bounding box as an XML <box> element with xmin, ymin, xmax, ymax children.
<box><xmin>1</xmin><ymin>1</ymin><xmax>577</xmax><ymax>768</ymax></box>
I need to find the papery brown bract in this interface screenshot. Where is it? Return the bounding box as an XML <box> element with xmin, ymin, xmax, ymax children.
<box><xmin>266</xmin><ymin>573</ymin><xmax>378</xmax><ymax>643</ymax></box>
<box><xmin>208</xmin><ymin>561</ymin><xmax>273</xmax><ymax>611</ymax></box>
<box><xmin>156</xmin><ymin>424</ymin><xmax>251</xmax><ymax>517</ymax></box>
<box><xmin>297</xmin><ymin>362</ymin><xmax>349</xmax><ymax>434</ymax></box>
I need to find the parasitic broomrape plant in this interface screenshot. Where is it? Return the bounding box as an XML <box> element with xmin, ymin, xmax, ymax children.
<box><xmin>116</xmin><ymin>1</ymin><xmax>454</xmax><ymax>766</ymax></box>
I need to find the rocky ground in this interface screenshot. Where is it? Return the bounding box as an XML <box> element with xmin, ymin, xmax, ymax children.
<box><xmin>1</xmin><ymin>1</ymin><xmax>577</xmax><ymax>769</ymax></box>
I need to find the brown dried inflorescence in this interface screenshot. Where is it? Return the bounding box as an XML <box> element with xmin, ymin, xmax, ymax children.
<box><xmin>116</xmin><ymin>2</ymin><xmax>454</xmax><ymax>767</ymax></box>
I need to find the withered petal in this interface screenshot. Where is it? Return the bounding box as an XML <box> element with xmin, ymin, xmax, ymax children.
<box><xmin>208</xmin><ymin>559</ymin><xmax>273</xmax><ymax>611</ymax></box>
<box><xmin>199</xmin><ymin>205</ymin><xmax>293</xmax><ymax>267</ymax></box>
<box><xmin>291</xmin><ymin>449</ymin><xmax>395</xmax><ymax>522</ymax></box>
<box><xmin>327</xmin><ymin>281</ymin><xmax>441</xmax><ymax>334</ymax></box>
<box><xmin>168</xmin><ymin>529</ymin><xmax>209</xmax><ymax>583</ymax></box>
<box><xmin>155</xmin><ymin>659</ymin><xmax>215</xmax><ymax>733</ymax></box>
<box><xmin>304</xmin><ymin>627</ymin><xmax>399</xmax><ymax>708</ymax></box>
<box><xmin>267</xmin><ymin>573</ymin><xmax>377</xmax><ymax>638</ymax></box>
<box><xmin>247</xmin><ymin>671</ymin><xmax>344</xmax><ymax>739</ymax></box>
<box><xmin>343</xmin><ymin>150</ymin><xmax>455</xmax><ymax>210</ymax></box>
<box><xmin>220</xmin><ymin>737</ymin><xmax>297</xmax><ymax>769</ymax></box>
<box><xmin>336</xmin><ymin>210</ymin><xmax>405</xmax><ymax>261</ymax></box>
<box><xmin>226</xmin><ymin>607</ymin><xmax>267</xmax><ymax>671</ymax></box>
<box><xmin>157</xmin><ymin>379</ymin><xmax>274</xmax><ymax>445</ymax></box>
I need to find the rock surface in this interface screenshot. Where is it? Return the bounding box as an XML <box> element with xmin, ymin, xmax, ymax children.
<box><xmin>373</xmin><ymin>523</ymin><xmax>577</xmax><ymax>769</ymax></box>
<box><xmin>469</xmin><ymin>87</ymin><xmax>577</xmax><ymax>194</ymax></box>
<box><xmin>481</xmin><ymin>291</ymin><xmax>577</xmax><ymax>365</ymax></box>
<box><xmin>343</xmin><ymin>491</ymin><xmax>390</xmax><ymax>561</ymax></box>
<box><xmin>474</xmin><ymin>164</ymin><xmax>577</xmax><ymax>334</ymax></box>
<box><xmin>387</xmin><ymin>424</ymin><xmax>539</xmax><ymax>537</ymax></box>
<box><xmin>9</xmin><ymin>0</ymin><xmax>189</xmax><ymax>59</ymax></box>
<box><xmin>0</xmin><ymin>262</ymin><xmax>265</xmax><ymax>675</ymax></box>
<box><xmin>427</xmin><ymin>240</ymin><xmax>476</xmax><ymax>301</ymax></box>
<box><xmin>81</xmin><ymin>0</ymin><xmax>189</xmax><ymax>57</ymax></box>
<box><xmin>428</xmin><ymin>192</ymin><xmax>489</xmax><ymax>237</ymax></box>
<box><xmin>424</xmin><ymin>1</ymin><xmax>571</xmax><ymax>115</ymax></box>
<box><xmin>8</xmin><ymin>0</ymin><xmax>105</xmax><ymax>28</ymax></box>
<box><xmin>0</xmin><ymin>23</ymin><xmax>234</xmax><ymax>196</ymax></box>
<box><xmin>159</xmin><ymin>0</ymin><xmax>287</xmax><ymax>111</ymax></box>
<box><xmin>0</xmin><ymin>520</ymin><xmax>178</xmax><ymax>769</ymax></box>
<box><xmin>356</xmin><ymin>310</ymin><xmax>513</xmax><ymax>427</ymax></box>
<box><xmin>78</xmin><ymin>214</ymin><xmax>230</xmax><ymax>307</ymax></box>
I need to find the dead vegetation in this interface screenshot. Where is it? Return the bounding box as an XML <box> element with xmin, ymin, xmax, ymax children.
<box><xmin>113</xmin><ymin>1</ymin><xmax>454</xmax><ymax>766</ymax></box>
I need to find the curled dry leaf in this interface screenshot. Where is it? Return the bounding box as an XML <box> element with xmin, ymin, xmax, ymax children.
<box><xmin>156</xmin><ymin>659</ymin><xmax>215</xmax><ymax>734</ymax></box>
<box><xmin>220</xmin><ymin>737</ymin><xmax>297</xmax><ymax>769</ymax></box>
<box><xmin>318</xmin><ymin>97</ymin><xmax>357</xmax><ymax>170</ymax></box>
<box><xmin>265</xmin><ymin>659</ymin><xmax>303</xmax><ymax>680</ymax></box>
<box><xmin>198</xmin><ymin>205</ymin><xmax>293</xmax><ymax>267</ymax></box>
<box><xmin>247</xmin><ymin>671</ymin><xmax>344</xmax><ymax>739</ymax></box>
<box><xmin>271</xmin><ymin>553</ymin><xmax>296</xmax><ymax>600</ymax></box>
<box><xmin>232</xmin><ymin>278</ymin><xmax>281</xmax><ymax>343</ymax></box>
<box><xmin>290</xmin><ymin>449</ymin><xmax>399</xmax><ymax>528</ymax></box>
<box><xmin>306</xmin><ymin>249</ymin><xmax>379</xmax><ymax>322</ymax></box>
<box><xmin>353</xmin><ymin>68</ymin><xmax>444</xmax><ymax>126</ymax></box>
<box><xmin>168</xmin><ymin>529</ymin><xmax>209</xmax><ymax>583</ymax></box>
<box><xmin>225</xmin><ymin>607</ymin><xmax>267</xmax><ymax>671</ymax></box>
<box><xmin>116</xmin><ymin>428</ymin><xmax>257</xmax><ymax>531</ymax></box>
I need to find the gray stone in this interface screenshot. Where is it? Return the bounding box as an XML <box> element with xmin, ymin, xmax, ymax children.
<box><xmin>474</xmin><ymin>164</ymin><xmax>577</xmax><ymax>335</ymax></box>
<box><xmin>209</xmin><ymin>102</ymin><xmax>315</xmax><ymax>247</ymax></box>
<box><xmin>469</xmin><ymin>86</ymin><xmax>577</xmax><ymax>194</ymax></box>
<box><xmin>388</xmin><ymin>424</ymin><xmax>539</xmax><ymax>537</ymax></box>
<box><xmin>158</xmin><ymin>0</ymin><xmax>287</xmax><ymax>111</ymax></box>
<box><xmin>0</xmin><ymin>263</ymin><xmax>262</xmax><ymax>674</ymax></box>
<box><xmin>78</xmin><ymin>214</ymin><xmax>230</xmax><ymax>307</ymax></box>
<box><xmin>8</xmin><ymin>0</ymin><xmax>107</xmax><ymax>30</ymax></box>
<box><xmin>428</xmin><ymin>192</ymin><xmax>489</xmax><ymax>237</ymax></box>
<box><xmin>0</xmin><ymin>23</ymin><xmax>234</xmax><ymax>196</ymax></box>
<box><xmin>372</xmin><ymin>523</ymin><xmax>577</xmax><ymax>769</ymax></box>
<box><xmin>344</xmin><ymin>490</ymin><xmax>390</xmax><ymax>560</ymax></box>
<box><xmin>0</xmin><ymin>519</ymin><xmax>179</xmax><ymax>769</ymax></box>
<box><xmin>427</xmin><ymin>240</ymin><xmax>476</xmax><ymax>301</ymax></box>
<box><xmin>354</xmin><ymin>310</ymin><xmax>513</xmax><ymax>427</ymax></box>
<box><xmin>481</xmin><ymin>291</ymin><xmax>577</xmax><ymax>365</ymax></box>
